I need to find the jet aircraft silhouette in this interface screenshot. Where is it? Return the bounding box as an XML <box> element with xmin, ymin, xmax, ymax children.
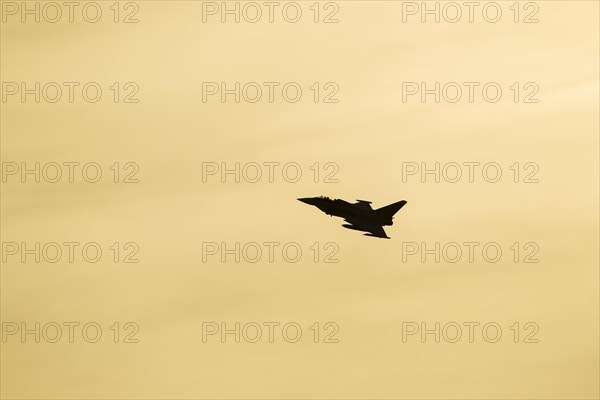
<box><xmin>298</xmin><ymin>196</ymin><xmax>407</xmax><ymax>238</ymax></box>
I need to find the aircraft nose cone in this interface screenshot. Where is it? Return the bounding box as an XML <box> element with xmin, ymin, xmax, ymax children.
<box><xmin>298</xmin><ymin>197</ymin><xmax>317</xmax><ymax>206</ymax></box>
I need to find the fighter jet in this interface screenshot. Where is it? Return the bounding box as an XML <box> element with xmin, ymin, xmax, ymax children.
<box><xmin>298</xmin><ymin>196</ymin><xmax>407</xmax><ymax>239</ymax></box>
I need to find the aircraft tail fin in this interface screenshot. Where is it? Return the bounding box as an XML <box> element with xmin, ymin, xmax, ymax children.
<box><xmin>376</xmin><ymin>200</ymin><xmax>407</xmax><ymax>223</ymax></box>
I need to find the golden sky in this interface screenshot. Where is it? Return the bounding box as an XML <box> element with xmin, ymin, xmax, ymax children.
<box><xmin>1</xmin><ymin>1</ymin><xmax>599</xmax><ymax>398</ymax></box>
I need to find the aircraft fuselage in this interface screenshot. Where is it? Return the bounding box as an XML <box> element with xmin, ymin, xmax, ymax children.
<box><xmin>298</xmin><ymin>197</ymin><xmax>392</xmax><ymax>225</ymax></box>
